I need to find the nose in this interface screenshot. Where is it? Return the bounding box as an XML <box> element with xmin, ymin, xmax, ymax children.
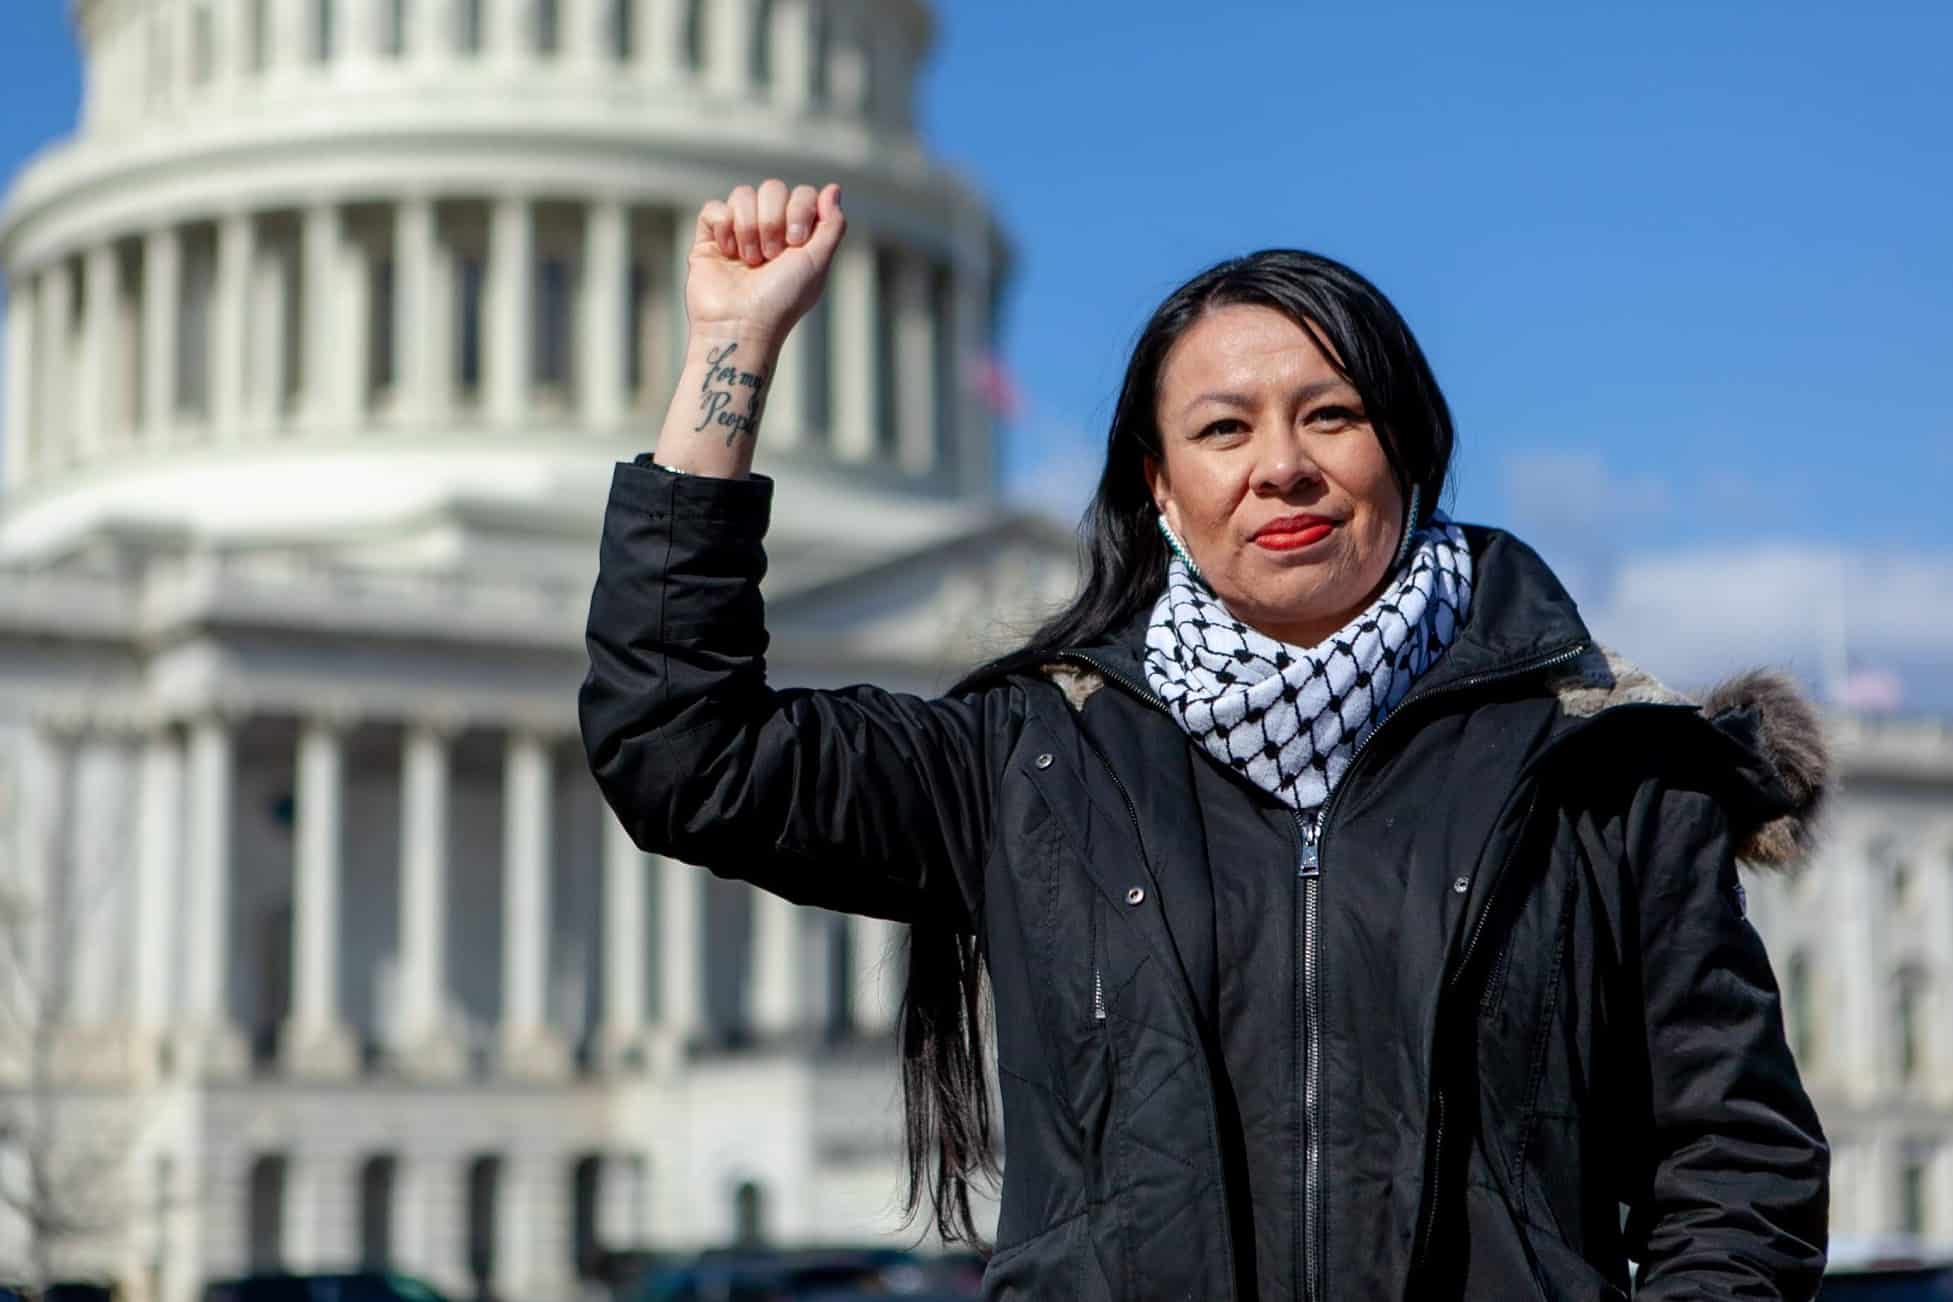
<box><xmin>1252</xmin><ymin>427</ymin><xmax>1320</xmax><ymax>498</ymax></box>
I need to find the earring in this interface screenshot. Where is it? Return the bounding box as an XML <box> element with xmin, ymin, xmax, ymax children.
<box><xmin>1157</xmin><ymin>514</ymin><xmax>1208</xmax><ymax>586</ymax></box>
<box><xmin>1390</xmin><ymin>484</ymin><xmax>1424</xmax><ymax>572</ymax></box>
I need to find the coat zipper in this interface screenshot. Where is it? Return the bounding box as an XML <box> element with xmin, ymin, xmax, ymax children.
<box><xmin>1056</xmin><ymin>639</ymin><xmax>1588</xmax><ymax>1301</ymax></box>
<box><xmin>1293</xmin><ymin>810</ymin><xmax>1323</xmax><ymax>1302</ymax></box>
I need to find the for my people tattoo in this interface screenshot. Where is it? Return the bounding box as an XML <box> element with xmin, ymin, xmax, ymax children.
<box><xmin>695</xmin><ymin>342</ymin><xmax>769</xmax><ymax>447</ymax></box>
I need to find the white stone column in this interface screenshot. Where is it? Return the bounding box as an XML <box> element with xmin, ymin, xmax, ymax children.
<box><xmin>765</xmin><ymin>0</ymin><xmax>813</xmax><ymax>108</ymax></box>
<box><xmin>500</xmin><ymin>730</ymin><xmax>569</xmax><ymax>1077</ymax></box>
<box><xmin>393</xmin><ymin>195</ymin><xmax>438</xmax><ymax>425</ymax></box>
<box><xmin>336</xmin><ymin>219</ymin><xmax>373</xmax><ymax>422</ymax></box>
<box><xmin>486</xmin><ymin>194</ymin><xmax>532</xmax><ymax>426</ymax></box>
<box><xmin>849</xmin><ymin>914</ymin><xmax>900</xmax><ymax>1034</ymax></box>
<box><xmin>748</xmin><ymin>888</ymin><xmax>796</xmax><ymax>1036</ymax></box>
<box><xmin>182</xmin><ymin>712</ymin><xmax>248</xmax><ymax>1075</ymax></box>
<box><xmin>39</xmin><ymin>259</ymin><xmax>73</xmax><ymax>467</ymax></box>
<box><xmin>636</xmin><ymin>0</ymin><xmax>687</xmax><ymax>79</ymax></box>
<box><xmin>823</xmin><ymin>5</ymin><xmax>869</xmax><ymax>113</ymax></box>
<box><xmin>340</xmin><ymin>0</ymin><xmax>378</xmax><ymax>69</ymax></box>
<box><xmin>827</xmin><ymin>234</ymin><xmax>876</xmax><ymax>461</ymax></box>
<box><xmin>563</xmin><ymin>0</ymin><xmax>605</xmax><ymax>65</ymax></box>
<box><xmin>653</xmin><ymin>855</ymin><xmax>700</xmax><ymax>1044</ymax></box>
<box><xmin>892</xmin><ymin>251</ymin><xmax>937</xmax><ymax>476</ymax></box>
<box><xmin>301</xmin><ymin>202</ymin><xmax>344</xmax><ymax>428</ymax></box>
<box><xmin>142</xmin><ymin>226</ymin><xmax>181</xmax><ymax>446</ymax></box>
<box><xmin>601</xmin><ymin>814</ymin><xmax>648</xmax><ymax>1066</ymax></box>
<box><xmin>212</xmin><ymin>211</ymin><xmax>255</xmax><ymax>439</ymax></box>
<box><xmin>132</xmin><ymin>725</ymin><xmax>184</xmax><ymax>1039</ymax></box>
<box><xmin>704</xmin><ymin>0</ymin><xmax>757</xmax><ymax>95</ymax></box>
<box><xmin>485</xmin><ymin>0</ymin><xmax>523</xmax><ymax>66</ymax></box>
<box><xmin>5</xmin><ymin>270</ymin><xmax>37</xmax><ymax>487</ymax></box>
<box><xmin>282</xmin><ymin>715</ymin><xmax>359</xmax><ymax>1077</ymax></box>
<box><xmin>580</xmin><ymin>198</ymin><xmax>628</xmax><ymax>432</ymax></box>
<box><xmin>247</xmin><ymin>237</ymin><xmax>291</xmax><ymax>428</ymax></box>
<box><xmin>80</xmin><ymin>243</ymin><xmax>123</xmax><ymax>455</ymax></box>
<box><xmin>397</xmin><ymin>719</ymin><xmax>466</xmax><ymax>1077</ymax></box>
<box><xmin>265</xmin><ymin>0</ymin><xmax>304</xmax><ymax>79</ymax></box>
<box><xmin>410</xmin><ymin>0</ymin><xmax>450</xmax><ymax>66</ymax></box>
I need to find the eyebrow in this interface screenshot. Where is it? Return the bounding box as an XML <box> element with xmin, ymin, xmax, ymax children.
<box><xmin>1179</xmin><ymin>378</ymin><xmax>1354</xmax><ymax>422</ymax></box>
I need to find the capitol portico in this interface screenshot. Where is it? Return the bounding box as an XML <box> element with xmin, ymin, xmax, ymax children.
<box><xmin>0</xmin><ymin>1</ymin><xmax>1068</xmax><ymax>1298</ymax></box>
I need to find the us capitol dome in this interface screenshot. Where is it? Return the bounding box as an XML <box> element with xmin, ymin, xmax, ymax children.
<box><xmin>0</xmin><ymin>1</ymin><xmax>1076</xmax><ymax>1296</ymax></box>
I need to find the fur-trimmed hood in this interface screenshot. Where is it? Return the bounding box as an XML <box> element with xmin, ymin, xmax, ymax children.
<box><xmin>1549</xmin><ymin>645</ymin><xmax>1830</xmax><ymax>870</ymax></box>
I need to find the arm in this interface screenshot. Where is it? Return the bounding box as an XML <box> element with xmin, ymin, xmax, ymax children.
<box><xmin>1603</xmin><ymin>781</ymin><xmax>1828</xmax><ymax>1300</ymax></box>
<box><xmin>579</xmin><ymin>179</ymin><xmax>1005</xmax><ymax>927</ymax></box>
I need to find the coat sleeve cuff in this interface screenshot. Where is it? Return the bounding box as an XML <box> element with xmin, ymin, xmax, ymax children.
<box><xmin>610</xmin><ymin>454</ymin><xmax>775</xmax><ymax>535</ymax></box>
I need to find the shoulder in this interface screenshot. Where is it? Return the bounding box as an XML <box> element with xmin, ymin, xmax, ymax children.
<box><xmin>1542</xmin><ymin>644</ymin><xmax>1830</xmax><ymax>871</ymax></box>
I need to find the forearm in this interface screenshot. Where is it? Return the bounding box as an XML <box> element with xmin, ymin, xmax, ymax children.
<box><xmin>650</xmin><ymin>326</ymin><xmax>783</xmax><ymax>480</ymax></box>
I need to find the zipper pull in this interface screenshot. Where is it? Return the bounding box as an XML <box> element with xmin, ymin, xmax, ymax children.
<box><xmin>1093</xmin><ymin>966</ymin><xmax>1107</xmax><ymax>1021</ymax></box>
<box><xmin>1299</xmin><ymin>818</ymin><xmax>1321</xmax><ymax>877</ymax></box>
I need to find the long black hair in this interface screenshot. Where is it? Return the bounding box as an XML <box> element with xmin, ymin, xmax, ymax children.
<box><xmin>898</xmin><ymin>248</ymin><xmax>1460</xmax><ymax>1246</ymax></box>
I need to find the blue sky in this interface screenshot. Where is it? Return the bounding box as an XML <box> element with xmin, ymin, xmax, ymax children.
<box><xmin>4</xmin><ymin>2</ymin><xmax>1950</xmax><ymax>704</ymax></box>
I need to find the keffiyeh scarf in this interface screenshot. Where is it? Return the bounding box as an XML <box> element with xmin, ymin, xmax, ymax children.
<box><xmin>1142</xmin><ymin>519</ymin><xmax>1475</xmax><ymax>817</ymax></box>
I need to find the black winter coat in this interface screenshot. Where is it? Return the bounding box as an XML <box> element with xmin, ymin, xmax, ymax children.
<box><xmin>579</xmin><ymin>459</ymin><xmax>1830</xmax><ymax>1301</ymax></box>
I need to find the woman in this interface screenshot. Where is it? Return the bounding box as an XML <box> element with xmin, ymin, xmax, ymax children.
<box><xmin>581</xmin><ymin>178</ymin><xmax>1829</xmax><ymax>1300</ymax></box>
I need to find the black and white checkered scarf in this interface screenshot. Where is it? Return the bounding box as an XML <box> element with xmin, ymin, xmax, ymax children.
<box><xmin>1142</xmin><ymin>519</ymin><xmax>1474</xmax><ymax>816</ymax></box>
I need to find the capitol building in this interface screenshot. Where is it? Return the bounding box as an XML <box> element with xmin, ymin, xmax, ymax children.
<box><xmin>1</xmin><ymin>2</ymin><xmax>1951</xmax><ymax>1299</ymax></box>
<box><xmin>0</xmin><ymin>0</ymin><xmax>1080</xmax><ymax>1297</ymax></box>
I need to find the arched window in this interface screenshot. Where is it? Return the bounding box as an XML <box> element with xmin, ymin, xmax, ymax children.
<box><xmin>384</xmin><ymin>0</ymin><xmax>408</xmax><ymax>57</ymax></box>
<box><xmin>610</xmin><ymin>0</ymin><xmax>634</xmax><ymax>61</ymax></box>
<box><xmin>733</xmin><ymin>1179</ymin><xmax>766</xmax><ymax>1247</ymax></box>
<box><xmin>1895</xmin><ymin>966</ymin><xmax>1929</xmax><ymax>1084</ymax></box>
<box><xmin>750</xmin><ymin>0</ymin><xmax>774</xmax><ymax>86</ymax></box>
<box><xmin>682</xmin><ymin>0</ymin><xmax>706</xmax><ymax>70</ymax></box>
<box><xmin>1900</xmin><ymin>1143</ymin><xmax>1933</xmax><ymax>1238</ymax></box>
<box><xmin>571</xmin><ymin>1154</ymin><xmax>603</xmax><ymax>1279</ymax></box>
<box><xmin>246</xmin><ymin>1154</ymin><xmax>288</xmax><ymax>1271</ymax></box>
<box><xmin>359</xmin><ymin>1154</ymin><xmax>397</xmax><ymax>1268</ymax></box>
<box><xmin>456</xmin><ymin>0</ymin><xmax>484</xmax><ymax>54</ymax></box>
<box><xmin>536</xmin><ymin>0</ymin><xmax>562</xmax><ymax>55</ymax></box>
<box><xmin>535</xmin><ymin>256</ymin><xmax>574</xmax><ymax>390</ymax></box>
<box><xmin>314</xmin><ymin>0</ymin><xmax>337</xmax><ymax>64</ymax></box>
<box><xmin>466</xmin><ymin>1155</ymin><xmax>502</xmax><ymax>1292</ymax></box>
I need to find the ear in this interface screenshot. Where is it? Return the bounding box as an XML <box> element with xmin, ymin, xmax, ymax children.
<box><xmin>1142</xmin><ymin>452</ymin><xmax>1174</xmax><ymax>522</ymax></box>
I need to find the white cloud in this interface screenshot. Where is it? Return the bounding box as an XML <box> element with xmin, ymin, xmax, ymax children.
<box><xmin>1502</xmin><ymin>451</ymin><xmax>1953</xmax><ymax>709</ymax></box>
<box><xmin>1550</xmin><ymin>539</ymin><xmax>1953</xmax><ymax>709</ymax></box>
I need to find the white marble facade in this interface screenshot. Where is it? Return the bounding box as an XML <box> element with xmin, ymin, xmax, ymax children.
<box><xmin>0</xmin><ymin>1</ymin><xmax>1039</xmax><ymax>1298</ymax></box>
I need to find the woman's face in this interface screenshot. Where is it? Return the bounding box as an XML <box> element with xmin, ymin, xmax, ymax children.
<box><xmin>1146</xmin><ymin>303</ymin><xmax>1406</xmax><ymax>648</ymax></box>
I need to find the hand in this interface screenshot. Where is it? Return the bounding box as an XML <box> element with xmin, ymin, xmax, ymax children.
<box><xmin>686</xmin><ymin>179</ymin><xmax>847</xmax><ymax>346</ymax></box>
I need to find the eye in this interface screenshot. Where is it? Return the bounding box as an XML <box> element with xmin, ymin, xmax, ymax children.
<box><xmin>1306</xmin><ymin>404</ymin><xmax>1363</xmax><ymax>428</ymax></box>
<box><xmin>1194</xmin><ymin>418</ymin><xmax>1248</xmax><ymax>440</ymax></box>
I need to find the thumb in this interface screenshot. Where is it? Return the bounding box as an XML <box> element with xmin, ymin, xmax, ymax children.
<box><xmin>801</xmin><ymin>183</ymin><xmax>848</xmax><ymax>269</ymax></box>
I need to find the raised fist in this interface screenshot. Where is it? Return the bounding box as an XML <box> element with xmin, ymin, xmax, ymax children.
<box><xmin>686</xmin><ymin>179</ymin><xmax>847</xmax><ymax>344</ymax></box>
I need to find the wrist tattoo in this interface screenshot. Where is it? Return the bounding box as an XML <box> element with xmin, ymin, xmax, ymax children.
<box><xmin>694</xmin><ymin>342</ymin><xmax>770</xmax><ymax>448</ymax></box>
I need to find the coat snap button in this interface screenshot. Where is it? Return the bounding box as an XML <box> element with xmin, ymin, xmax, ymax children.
<box><xmin>1125</xmin><ymin>886</ymin><xmax>1146</xmax><ymax>906</ymax></box>
<box><xmin>1452</xmin><ymin>876</ymin><xmax>1470</xmax><ymax>895</ymax></box>
<box><xmin>1034</xmin><ymin>752</ymin><xmax>1054</xmax><ymax>769</ymax></box>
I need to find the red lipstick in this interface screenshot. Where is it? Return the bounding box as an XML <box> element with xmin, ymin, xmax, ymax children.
<box><xmin>1253</xmin><ymin>514</ymin><xmax>1336</xmax><ymax>551</ymax></box>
